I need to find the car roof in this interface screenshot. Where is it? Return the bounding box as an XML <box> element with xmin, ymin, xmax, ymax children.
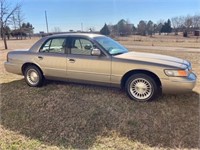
<box><xmin>29</xmin><ymin>33</ymin><xmax>106</xmax><ymax>53</ymax></box>
<box><xmin>46</xmin><ymin>33</ymin><xmax>105</xmax><ymax>38</ymax></box>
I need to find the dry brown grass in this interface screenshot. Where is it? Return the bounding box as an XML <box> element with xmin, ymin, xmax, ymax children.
<box><xmin>116</xmin><ymin>35</ymin><xmax>200</xmax><ymax>48</ymax></box>
<box><xmin>0</xmin><ymin>37</ymin><xmax>199</xmax><ymax>150</ymax></box>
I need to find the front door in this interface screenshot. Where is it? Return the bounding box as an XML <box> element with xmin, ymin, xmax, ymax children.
<box><xmin>67</xmin><ymin>37</ymin><xmax>111</xmax><ymax>83</ymax></box>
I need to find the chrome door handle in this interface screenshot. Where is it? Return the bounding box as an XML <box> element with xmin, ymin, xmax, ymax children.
<box><xmin>68</xmin><ymin>58</ymin><xmax>75</xmax><ymax>63</ymax></box>
<box><xmin>38</xmin><ymin>56</ymin><xmax>43</xmax><ymax>60</ymax></box>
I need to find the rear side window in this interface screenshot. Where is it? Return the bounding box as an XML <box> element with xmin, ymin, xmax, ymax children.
<box><xmin>40</xmin><ymin>38</ymin><xmax>66</xmax><ymax>53</ymax></box>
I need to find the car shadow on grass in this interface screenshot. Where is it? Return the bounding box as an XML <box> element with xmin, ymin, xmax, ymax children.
<box><xmin>1</xmin><ymin>79</ymin><xmax>199</xmax><ymax>149</ymax></box>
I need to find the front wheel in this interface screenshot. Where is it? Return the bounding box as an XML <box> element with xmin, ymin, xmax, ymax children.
<box><xmin>125</xmin><ymin>74</ymin><xmax>159</xmax><ymax>102</ymax></box>
<box><xmin>24</xmin><ymin>65</ymin><xmax>43</xmax><ymax>87</ymax></box>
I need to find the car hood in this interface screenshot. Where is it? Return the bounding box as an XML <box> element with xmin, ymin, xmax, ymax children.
<box><xmin>114</xmin><ymin>52</ymin><xmax>189</xmax><ymax>69</ymax></box>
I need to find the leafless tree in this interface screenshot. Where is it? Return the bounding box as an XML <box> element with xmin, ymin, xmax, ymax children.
<box><xmin>15</xmin><ymin>6</ymin><xmax>24</xmax><ymax>39</ymax></box>
<box><xmin>184</xmin><ymin>15</ymin><xmax>193</xmax><ymax>30</ymax></box>
<box><xmin>192</xmin><ymin>14</ymin><xmax>200</xmax><ymax>29</ymax></box>
<box><xmin>171</xmin><ymin>15</ymin><xmax>200</xmax><ymax>37</ymax></box>
<box><xmin>178</xmin><ymin>16</ymin><xmax>185</xmax><ymax>33</ymax></box>
<box><xmin>11</xmin><ymin>13</ymin><xmax>17</xmax><ymax>30</ymax></box>
<box><xmin>87</xmin><ymin>26</ymin><xmax>95</xmax><ymax>32</ymax></box>
<box><xmin>171</xmin><ymin>17</ymin><xmax>178</xmax><ymax>28</ymax></box>
<box><xmin>171</xmin><ymin>16</ymin><xmax>185</xmax><ymax>33</ymax></box>
<box><xmin>156</xmin><ymin>20</ymin><xmax>165</xmax><ymax>35</ymax></box>
<box><xmin>0</xmin><ymin>0</ymin><xmax>20</xmax><ymax>49</ymax></box>
<box><xmin>183</xmin><ymin>15</ymin><xmax>193</xmax><ymax>37</ymax></box>
<box><xmin>171</xmin><ymin>17</ymin><xmax>179</xmax><ymax>35</ymax></box>
<box><xmin>52</xmin><ymin>26</ymin><xmax>61</xmax><ymax>33</ymax></box>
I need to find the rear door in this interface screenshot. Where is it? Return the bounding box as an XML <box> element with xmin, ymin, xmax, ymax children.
<box><xmin>35</xmin><ymin>37</ymin><xmax>68</xmax><ymax>79</ymax></box>
<box><xmin>66</xmin><ymin>36</ymin><xmax>111</xmax><ymax>83</ymax></box>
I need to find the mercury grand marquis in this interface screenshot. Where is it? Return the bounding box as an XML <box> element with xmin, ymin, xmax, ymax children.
<box><xmin>4</xmin><ymin>33</ymin><xmax>197</xmax><ymax>102</ymax></box>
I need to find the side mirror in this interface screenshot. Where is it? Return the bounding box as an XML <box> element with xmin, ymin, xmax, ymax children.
<box><xmin>91</xmin><ymin>49</ymin><xmax>101</xmax><ymax>56</ymax></box>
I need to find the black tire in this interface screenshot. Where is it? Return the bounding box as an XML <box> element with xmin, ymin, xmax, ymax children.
<box><xmin>125</xmin><ymin>73</ymin><xmax>159</xmax><ymax>102</ymax></box>
<box><xmin>24</xmin><ymin>65</ymin><xmax>43</xmax><ymax>87</ymax></box>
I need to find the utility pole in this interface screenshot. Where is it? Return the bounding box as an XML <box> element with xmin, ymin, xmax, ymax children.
<box><xmin>81</xmin><ymin>23</ymin><xmax>83</xmax><ymax>32</ymax></box>
<box><xmin>45</xmin><ymin>10</ymin><xmax>49</xmax><ymax>33</ymax></box>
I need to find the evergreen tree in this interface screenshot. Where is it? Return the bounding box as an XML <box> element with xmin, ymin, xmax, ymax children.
<box><xmin>161</xmin><ymin>19</ymin><xmax>172</xmax><ymax>34</ymax></box>
<box><xmin>167</xmin><ymin>19</ymin><xmax>172</xmax><ymax>33</ymax></box>
<box><xmin>21</xmin><ymin>22</ymin><xmax>34</xmax><ymax>34</ymax></box>
<box><xmin>147</xmin><ymin>20</ymin><xmax>154</xmax><ymax>36</ymax></box>
<box><xmin>116</xmin><ymin>19</ymin><xmax>133</xmax><ymax>35</ymax></box>
<box><xmin>117</xmin><ymin>19</ymin><xmax>126</xmax><ymax>35</ymax></box>
<box><xmin>137</xmin><ymin>20</ymin><xmax>147</xmax><ymax>36</ymax></box>
<box><xmin>100</xmin><ymin>23</ymin><xmax>110</xmax><ymax>35</ymax></box>
<box><xmin>132</xmin><ymin>24</ymin><xmax>137</xmax><ymax>34</ymax></box>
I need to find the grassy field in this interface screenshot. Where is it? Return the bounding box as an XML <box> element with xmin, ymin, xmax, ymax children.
<box><xmin>116</xmin><ymin>34</ymin><xmax>200</xmax><ymax>48</ymax></box>
<box><xmin>0</xmin><ymin>36</ymin><xmax>200</xmax><ymax>150</ymax></box>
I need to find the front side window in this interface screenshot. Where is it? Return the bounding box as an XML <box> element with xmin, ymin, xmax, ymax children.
<box><xmin>70</xmin><ymin>38</ymin><xmax>94</xmax><ymax>55</ymax></box>
<box><xmin>40</xmin><ymin>38</ymin><xmax>66</xmax><ymax>54</ymax></box>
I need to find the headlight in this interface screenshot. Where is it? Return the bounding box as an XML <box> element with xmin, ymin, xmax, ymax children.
<box><xmin>164</xmin><ymin>69</ymin><xmax>190</xmax><ymax>77</ymax></box>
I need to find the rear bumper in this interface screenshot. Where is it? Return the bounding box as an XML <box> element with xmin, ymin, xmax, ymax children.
<box><xmin>4</xmin><ymin>62</ymin><xmax>23</xmax><ymax>75</ymax></box>
<box><xmin>161</xmin><ymin>73</ymin><xmax>197</xmax><ymax>93</ymax></box>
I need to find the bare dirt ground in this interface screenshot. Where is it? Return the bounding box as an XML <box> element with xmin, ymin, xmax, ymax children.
<box><xmin>0</xmin><ymin>36</ymin><xmax>200</xmax><ymax>150</ymax></box>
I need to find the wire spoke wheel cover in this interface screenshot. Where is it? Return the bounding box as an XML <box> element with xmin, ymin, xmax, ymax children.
<box><xmin>130</xmin><ymin>78</ymin><xmax>153</xmax><ymax>100</ymax></box>
<box><xmin>125</xmin><ymin>73</ymin><xmax>159</xmax><ymax>102</ymax></box>
<box><xmin>26</xmin><ymin>69</ymin><xmax>39</xmax><ymax>85</ymax></box>
<box><xmin>24</xmin><ymin>65</ymin><xmax>43</xmax><ymax>87</ymax></box>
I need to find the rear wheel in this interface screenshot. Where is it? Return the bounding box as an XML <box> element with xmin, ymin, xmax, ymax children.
<box><xmin>24</xmin><ymin>65</ymin><xmax>43</xmax><ymax>87</ymax></box>
<box><xmin>125</xmin><ymin>74</ymin><xmax>159</xmax><ymax>102</ymax></box>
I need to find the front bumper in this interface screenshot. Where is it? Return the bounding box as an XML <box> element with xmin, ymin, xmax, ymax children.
<box><xmin>161</xmin><ymin>73</ymin><xmax>197</xmax><ymax>93</ymax></box>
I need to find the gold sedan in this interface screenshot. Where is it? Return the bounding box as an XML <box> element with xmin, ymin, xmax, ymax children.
<box><xmin>4</xmin><ymin>33</ymin><xmax>197</xmax><ymax>102</ymax></box>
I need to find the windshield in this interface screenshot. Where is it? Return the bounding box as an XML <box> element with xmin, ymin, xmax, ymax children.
<box><xmin>94</xmin><ymin>36</ymin><xmax>128</xmax><ymax>55</ymax></box>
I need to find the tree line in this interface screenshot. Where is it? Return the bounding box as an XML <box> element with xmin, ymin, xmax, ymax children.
<box><xmin>0</xmin><ymin>0</ymin><xmax>34</xmax><ymax>49</ymax></box>
<box><xmin>2</xmin><ymin>22</ymin><xmax>34</xmax><ymax>39</ymax></box>
<box><xmin>100</xmin><ymin>14</ymin><xmax>200</xmax><ymax>37</ymax></box>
